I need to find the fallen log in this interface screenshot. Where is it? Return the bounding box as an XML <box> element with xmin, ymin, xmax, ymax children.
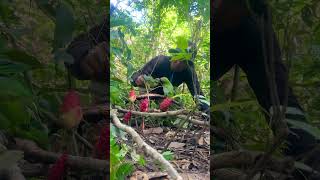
<box><xmin>212</xmin><ymin>150</ymin><xmax>294</xmax><ymax>174</ymax></box>
<box><xmin>11</xmin><ymin>138</ymin><xmax>109</xmax><ymax>173</ymax></box>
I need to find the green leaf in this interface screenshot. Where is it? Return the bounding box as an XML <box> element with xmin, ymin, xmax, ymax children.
<box><xmin>0</xmin><ymin>112</ymin><xmax>10</xmax><ymax>129</ymax></box>
<box><xmin>53</xmin><ymin>2</ymin><xmax>74</xmax><ymax>50</ymax></box>
<box><xmin>2</xmin><ymin>49</ymin><xmax>42</xmax><ymax>68</ymax></box>
<box><xmin>34</xmin><ymin>0</ymin><xmax>57</xmax><ymax>19</ymax></box>
<box><xmin>160</xmin><ymin>77</ymin><xmax>174</xmax><ymax>97</ymax></box>
<box><xmin>111</xmin><ymin>18</ymin><xmax>132</xmax><ymax>28</ymax></box>
<box><xmin>116</xmin><ymin>162</ymin><xmax>134</xmax><ymax>180</ymax></box>
<box><xmin>176</xmin><ymin>36</ymin><xmax>188</xmax><ymax>50</ymax></box>
<box><xmin>0</xmin><ymin>60</ymin><xmax>30</xmax><ymax>75</ymax></box>
<box><xmin>294</xmin><ymin>161</ymin><xmax>314</xmax><ymax>173</ymax></box>
<box><xmin>15</xmin><ymin>128</ymin><xmax>49</xmax><ymax>149</ymax></box>
<box><xmin>138</xmin><ymin>155</ymin><xmax>146</xmax><ymax>166</ymax></box>
<box><xmin>162</xmin><ymin>151</ymin><xmax>174</xmax><ymax>161</ymax></box>
<box><xmin>0</xmin><ymin>77</ymin><xmax>32</xmax><ymax>101</ymax></box>
<box><xmin>287</xmin><ymin>119</ymin><xmax>320</xmax><ymax>140</ymax></box>
<box><xmin>0</xmin><ymin>101</ymin><xmax>30</xmax><ymax>127</ymax></box>
<box><xmin>170</xmin><ymin>52</ymin><xmax>192</xmax><ymax>61</ymax></box>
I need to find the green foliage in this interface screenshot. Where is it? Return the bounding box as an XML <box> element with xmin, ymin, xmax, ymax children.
<box><xmin>110</xmin><ymin>130</ymin><xmax>134</xmax><ymax>180</ymax></box>
<box><xmin>162</xmin><ymin>151</ymin><xmax>174</xmax><ymax>161</ymax></box>
<box><xmin>0</xmin><ymin>0</ymin><xmax>105</xmax><ymax>150</ymax></box>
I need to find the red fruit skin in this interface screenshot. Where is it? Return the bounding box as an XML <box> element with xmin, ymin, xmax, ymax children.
<box><xmin>139</xmin><ymin>98</ymin><xmax>149</xmax><ymax>112</ymax></box>
<box><xmin>59</xmin><ymin>90</ymin><xmax>83</xmax><ymax>129</ymax></box>
<box><xmin>128</xmin><ymin>90</ymin><xmax>136</xmax><ymax>102</ymax></box>
<box><xmin>160</xmin><ymin>98</ymin><xmax>173</xmax><ymax>111</ymax></box>
<box><xmin>123</xmin><ymin>111</ymin><xmax>132</xmax><ymax>124</ymax></box>
<box><xmin>60</xmin><ymin>90</ymin><xmax>81</xmax><ymax>113</ymax></box>
<box><xmin>48</xmin><ymin>153</ymin><xmax>68</xmax><ymax>180</ymax></box>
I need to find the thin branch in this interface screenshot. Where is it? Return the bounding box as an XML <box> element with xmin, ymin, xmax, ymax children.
<box><xmin>115</xmin><ymin>106</ymin><xmax>188</xmax><ymax>117</ymax></box>
<box><xmin>12</xmin><ymin>138</ymin><xmax>109</xmax><ymax>173</ymax></box>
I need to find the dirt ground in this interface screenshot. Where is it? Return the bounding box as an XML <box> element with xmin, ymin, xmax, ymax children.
<box><xmin>129</xmin><ymin>124</ymin><xmax>210</xmax><ymax>180</ymax></box>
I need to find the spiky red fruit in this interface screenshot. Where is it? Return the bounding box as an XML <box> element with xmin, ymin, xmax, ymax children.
<box><xmin>94</xmin><ymin>123</ymin><xmax>110</xmax><ymax>160</ymax></box>
<box><xmin>160</xmin><ymin>97</ymin><xmax>173</xmax><ymax>111</ymax></box>
<box><xmin>128</xmin><ymin>89</ymin><xmax>136</xmax><ymax>102</ymax></box>
<box><xmin>123</xmin><ymin>111</ymin><xmax>132</xmax><ymax>124</ymax></box>
<box><xmin>59</xmin><ymin>90</ymin><xmax>83</xmax><ymax>129</ymax></box>
<box><xmin>140</xmin><ymin>98</ymin><xmax>149</xmax><ymax>112</ymax></box>
<box><xmin>48</xmin><ymin>153</ymin><xmax>68</xmax><ymax>180</ymax></box>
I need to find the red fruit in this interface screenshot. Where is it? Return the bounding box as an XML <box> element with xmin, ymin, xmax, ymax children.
<box><xmin>160</xmin><ymin>97</ymin><xmax>173</xmax><ymax>111</ymax></box>
<box><xmin>59</xmin><ymin>90</ymin><xmax>83</xmax><ymax>129</ymax></box>
<box><xmin>128</xmin><ymin>89</ymin><xmax>136</xmax><ymax>102</ymax></box>
<box><xmin>48</xmin><ymin>153</ymin><xmax>68</xmax><ymax>180</ymax></box>
<box><xmin>123</xmin><ymin>111</ymin><xmax>132</xmax><ymax>124</ymax></box>
<box><xmin>60</xmin><ymin>90</ymin><xmax>81</xmax><ymax>113</ymax></box>
<box><xmin>140</xmin><ymin>98</ymin><xmax>149</xmax><ymax>112</ymax></box>
<box><xmin>94</xmin><ymin>124</ymin><xmax>110</xmax><ymax>160</ymax></box>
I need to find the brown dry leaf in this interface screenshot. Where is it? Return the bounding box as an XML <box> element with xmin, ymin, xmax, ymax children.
<box><xmin>181</xmin><ymin>161</ymin><xmax>191</xmax><ymax>170</ymax></box>
<box><xmin>129</xmin><ymin>171</ymin><xmax>149</xmax><ymax>180</ymax></box>
<box><xmin>197</xmin><ymin>136</ymin><xmax>204</xmax><ymax>145</ymax></box>
<box><xmin>147</xmin><ymin>172</ymin><xmax>168</xmax><ymax>179</ymax></box>
<box><xmin>180</xmin><ymin>173</ymin><xmax>210</xmax><ymax>180</ymax></box>
<box><xmin>204</xmin><ymin>135</ymin><xmax>210</xmax><ymax>145</ymax></box>
<box><xmin>165</xmin><ymin>131</ymin><xmax>175</xmax><ymax>138</ymax></box>
<box><xmin>143</xmin><ymin>127</ymin><xmax>163</xmax><ymax>135</ymax></box>
<box><xmin>168</xmin><ymin>142</ymin><xmax>185</xmax><ymax>149</ymax></box>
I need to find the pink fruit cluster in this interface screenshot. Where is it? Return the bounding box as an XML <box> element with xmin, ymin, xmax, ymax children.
<box><xmin>124</xmin><ymin>111</ymin><xmax>132</xmax><ymax>124</ymax></box>
<box><xmin>140</xmin><ymin>98</ymin><xmax>149</xmax><ymax>112</ymax></box>
<box><xmin>160</xmin><ymin>97</ymin><xmax>173</xmax><ymax>111</ymax></box>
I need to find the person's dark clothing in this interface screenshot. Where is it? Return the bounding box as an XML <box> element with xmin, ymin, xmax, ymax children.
<box><xmin>131</xmin><ymin>55</ymin><xmax>204</xmax><ymax>97</ymax></box>
<box><xmin>213</xmin><ymin>17</ymin><xmax>318</xmax><ymax>157</ymax></box>
<box><xmin>66</xmin><ymin>19</ymin><xmax>109</xmax><ymax>81</ymax></box>
<box><xmin>131</xmin><ymin>55</ymin><xmax>209</xmax><ymax>112</ymax></box>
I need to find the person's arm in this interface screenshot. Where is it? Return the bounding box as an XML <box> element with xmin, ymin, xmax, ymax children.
<box><xmin>130</xmin><ymin>56</ymin><xmax>163</xmax><ymax>87</ymax></box>
<box><xmin>66</xmin><ymin>18</ymin><xmax>109</xmax><ymax>81</ymax></box>
<box><xmin>185</xmin><ymin>65</ymin><xmax>209</xmax><ymax>112</ymax></box>
<box><xmin>185</xmin><ymin>64</ymin><xmax>203</xmax><ymax>97</ymax></box>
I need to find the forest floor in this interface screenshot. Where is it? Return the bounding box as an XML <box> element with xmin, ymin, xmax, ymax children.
<box><xmin>130</xmin><ymin>125</ymin><xmax>210</xmax><ymax>179</ymax></box>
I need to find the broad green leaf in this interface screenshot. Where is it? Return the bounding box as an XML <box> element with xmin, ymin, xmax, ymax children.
<box><xmin>110</xmin><ymin>85</ymin><xmax>121</xmax><ymax>104</ymax></box>
<box><xmin>294</xmin><ymin>161</ymin><xmax>314</xmax><ymax>173</ymax></box>
<box><xmin>34</xmin><ymin>0</ymin><xmax>57</xmax><ymax>19</ymax></box>
<box><xmin>162</xmin><ymin>151</ymin><xmax>174</xmax><ymax>161</ymax></box>
<box><xmin>15</xmin><ymin>128</ymin><xmax>49</xmax><ymax>149</ymax></box>
<box><xmin>0</xmin><ymin>101</ymin><xmax>31</xmax><ymax>128</ymax></box>
<box><xmin>287</xmin><ymin>119</ymin><xmax>320</xmax><ymax>140</ymax></box>
<box><xmin>0</xmin><ymin>77</ymin><xmax>32</xmax><ymax>101</ymax></box>
<box><xmin>0</xmin><ymin>60</ymin><xmax>30</xmax><ymax>75</ymax></box>
<box><xmin>115</xmin><ymin>162</ymin><xmax>134</xmax><ymax>180</ymax></box>
<box><xmin>0</xmin><ymin>112</ymin><xmax>10</xmax><ymax>129</ymax></box>
<box><xmin>170</xmin><ymin>52</ymin><xmax>192</xmax><ymax>61</ymax></box>
<box><xmin>53</xmin><ymin>2</ymin><xmax>74</xmax><ymax>50</ymax></box>
<box><xmin>2</xmin><ymin>49</ymin><xmax>42</xmax><ymax>68</ymax></box>
<box><xmin>176</xmin><ymin>36</ymin><xmax>188</xmax><ymax>50</ymax></box>
<box><xmin>160</xmin><ymin>77</ymin><xmax>174</xmax><ymax>97</ymax></box>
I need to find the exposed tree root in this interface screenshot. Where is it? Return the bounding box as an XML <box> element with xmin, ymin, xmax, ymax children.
<box><xmin>111</xmin><ymin>109</ymin><xmax>183</xmax><ymax>180</ymax></box>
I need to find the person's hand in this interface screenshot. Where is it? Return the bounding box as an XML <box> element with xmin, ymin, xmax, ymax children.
<box><xmin>80</xmin><ymin>42</ymin><xmax>108</xmax><ymax>81</ymax></box>
<box><xmin>195</xmin><ymin>95</ymin><xmax>210</xmax><ymax>113</ymax></box>
<box><xmin>135</xmin><ymin>75</ymin><xmax>145</xmax><ymax>86</ymax></box>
